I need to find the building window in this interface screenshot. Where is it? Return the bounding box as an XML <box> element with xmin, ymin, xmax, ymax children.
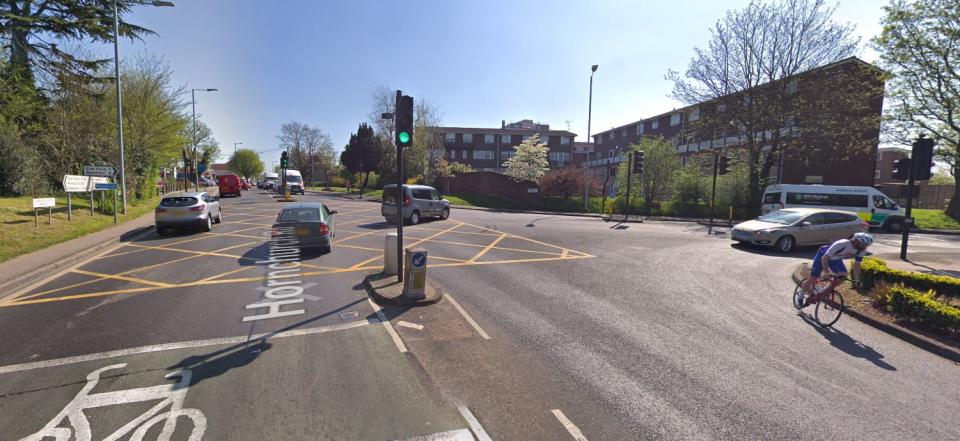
<box><xmin>595</xmin><ymin>135</ymin><xmax>603</xmax><ymax>144</ymax></box>
<box><xmin>449</xmin><ymin>150</ymin><xmax>456</xmax><ymax>159</ymax></box>
<box><xmin>540</xmin><ymin>135</ymin><xmax>551</xmax><ymax>144</ymax></box>
<box><xmin>502</xmin><ymin>134</ymin><xmax>512</xmax><ymax>144</ymax></box>
<box><xmin>621</xmin><ymin>129</ymin><xmax>627</xmax><ymax>137</ymax></box>
<box><xmin>560</xmin><ymin>136</ymin><xmax>571</xmax><ymax>145</ymax></box>
<box><xmin>484</xmin><ymin>134</ymin><xmax>495</xmax><ymax>144</ymax></box>
<box><xmin>670</xmin><ymin>114</ymin><xmax>682</xmax><ymax>126</ymax></box>
<box><xmin>786</xmin><ymin>79</ymin><xmax>798</xmax><ymax>95</ymax></box>
<box><xmin>875</xmin><ymin>169</ymin><xmax>881</xmax><ymax>180</ymax></box>
<box><xmin>637</xmin><ymin>123</ymin><xmax>644</xmax><ymax>135</ymax></box>
<box><xmin>608</xmin><ymin>133</ymin><xmax>614</xmax><ymax>141</ymax></box>
<box><xmin>445</xmin><ymin>133</ymin><xmax>456</xmax><ymax>143</ymax></box>
<box><xmin>473</xmin><ymin>150</ymin><xmax>495</xmax><ymax>160</ymax></box>
<box><xmin>651</xmin><ymin>120</ymin><xmax>659</xmax><ymax>130</ymax></box>
<box><xmin>549</xmin><ymin>152</ymin><xmax>570</xmax><ymax>163</ymax></box>
<box><xmin>501</xmin><ymin>151</ymin><xmax>516</xmax><ymax>160</ymax></box>
<box><xmin>689</xmin><ymin>107</ymin><xmax>700</xmax><ymax>122</ymax></box>
<box><xmin>463</xmin><ymin>133</ymin><xmax>473</xmax><ymax>143</ymax></box>
<box><xmin>462</xmin><ymin>150</ymin><xmax>467</xmax><ymax>159</ymax></box>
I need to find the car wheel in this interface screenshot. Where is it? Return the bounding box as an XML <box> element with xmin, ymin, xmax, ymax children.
<box><xmin>237</xmin><ymin>192</ymin><xmax>242</xmax><ymax>198</ymax></box>
<box><xmin>216</xmin><ymin>209</ymin><xmax>223</xmax><ymax>224</ymax></box>
<box><xmin>440</xmin><ymin>207</ymin><xmax>450</xmax><ymax>220</ymax></box>
<box><xmin>156</xmin><ymin>226</ymin><xmax>166</xmax><ymax>236</ymax></box>
<box><xmin>775</xmin><ymin>235</ymin><xmax>795</xmax><ymax>253</ymax></box>
<box><xmin>203</xmin><ymin>216</ymin><xmax>213</xmax><ymax>232</ymax></box>
<box><xmin>409</xmin><ymin>211</ymin><xmax>420</xmax><ymax>225</ymax></box>
<box><xmin>884</xmin><ymin>218</ymin><xmax>903</xmax><ymax>233</ymax></box>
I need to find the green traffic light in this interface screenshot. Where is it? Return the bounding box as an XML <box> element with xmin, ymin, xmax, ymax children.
<box><xmin>399</xmin><ymin>131</ymin><xmax>410</xmax><ymax>144</ymax></box>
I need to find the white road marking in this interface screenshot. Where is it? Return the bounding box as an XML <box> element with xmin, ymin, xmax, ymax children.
<box><xmin>397</xmin><ymin>321</ymin><xmax>424</xmax><ymax>330</ymax></box>
<box><xmin>366</xmin><ymin>298</ymin><xmax>408</xmax><ymax>353</ymax></box>
<box><xmin>394</xmin><ymin>428</ymin><xmax>475</xmax><ymax>441</ymax></box>
<box><xmin>0</xmin><ymin>319</ymin><xmax>374</xmax><ymax>375</ymax></box>
<box><xmin>551</xmin><ymin>409</ymin><xmax>589</xmax><ymax>441</ymax></box>
<box><xmin>444</xmin><ymin>293</ymin><xmax>491</xmax><ymax>340</ymax></box>
<box><xmin>457</xmin><ymin>406</ymin><xmax>493</xmax><ymax>441</ymax></box>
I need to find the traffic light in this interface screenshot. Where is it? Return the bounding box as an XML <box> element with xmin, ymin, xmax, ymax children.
<box><xmin>892</xmin><ymin>157</ymin><xmax>911</xmax><ymax>180</ymax></box>
<box><xmin>395</xmin><ymin>95</ymin><xmax>414</xmax><ymax>148</ymax></box>
<box><xmin>632</xmin><ymin>150</ymin><xmax>645</xmax><ymax>174</ymax></box>
<box><xmin>280</xmin><ymin>150</ymin><xmax>289</xmax><ymax>168</ymax></box>
<box><xmin>912</xmin><ymin>136</ymin><xmax>935</xmax><ymax>181</ymax></box>
<box><xmin>718</xmin><ymin>155</ymin><xmax>731</xmax><ymax>175</ymax></box>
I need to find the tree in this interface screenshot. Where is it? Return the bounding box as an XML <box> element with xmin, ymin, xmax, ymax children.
<box><xmin>278</xmin><ymin>121</ymin><xmax>335</xmax><ymax>186</ymax></box>
<box><xmin>929</xmin><ymin>170</ymin><xmax>953</xmax><ymax>186</ymax></box>
<box><xmin>366</xmin><ymin>86</ymin><xmax>443</xmax><ymax>184</ymax></box>
<box><xmin>668</xmin><ymin>0</ymin><xmax>861</xmax><ymax>206</ymax></box>
<box><xmin>503</xmin><ymin>133</ymin><xmax>550</xmax><ymax>182</ymax></box>
<box><xmin>539</xmin><ymin>166</ymin><xmax>600</xmax><ymax>198</ymax></box>
<box><xmin>340</xmin><ymin>123</ymin><xmax>382</xmax><ymax>191</ymax></box>
<box><xmin>636</xmin><ymin>137</ymin><xmax>680</xmax><ymax>210</ymax></box>
<box><xmin>874</xmin><ymin>0</ymin><xmax>960</xmax><ymax>219</ymax></box>
<box><xmin>228</xmin><ymin>148</ymin><xmax>264</xmax><ymax>179</ymax></box>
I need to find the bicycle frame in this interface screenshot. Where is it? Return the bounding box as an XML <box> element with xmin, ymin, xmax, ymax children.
<box><xmin>20</xmin><ymin>363</ymin><xmax>206</xmax><ymax>441</ymax></box>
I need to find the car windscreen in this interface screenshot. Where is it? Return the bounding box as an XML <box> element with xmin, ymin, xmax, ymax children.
<box><xmin>286</xmin><ymin>176</ymin><xmax>303</xmax><ymax>183</ymax></box>
<box><xmin>264</xmin><ymin>177</ymin><xmax>277</xmax><ymax>181</ymax></box>
<box><xmin>160</xmin><ymin>197</ymin><xmax>197</xmax><ymax>207</ymax></box>
<box><xmin>757</xmin><ymin>210</ymin><xmax>805</xmax><ymax>225</ymax></box>
<box><xmin>279</xmin><ymin>208</ymin><xmax>320</xmax><ymax>222</ymax></box>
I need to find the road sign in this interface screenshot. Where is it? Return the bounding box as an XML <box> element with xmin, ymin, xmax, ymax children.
<box><xmin>83</xmin><ymin>165</ymin><xmax>117</xmax><ymax>177</ymax></box>
<box><xmin>32</xmin><ymin>198</ymin><xmax>55</xmax><ymax>208</ymax></box>
<box><xmin>95</xmin><ymin>183</ymin><xmax>117</xmax><ymax>190</ymax></box>
<box><xmin>198</xmin><ymin>163</ymin><xmax>207</xmax><ymax>174</ymax></box>
<box><xmin>411</xmin><ymin>251</ymin><xmax>427</xmax><ymax>269</ymax></box>
<box><xmin>64</xmin><ymin>175</ymin><xmax>110</xmax><ymax>192</ymax></box>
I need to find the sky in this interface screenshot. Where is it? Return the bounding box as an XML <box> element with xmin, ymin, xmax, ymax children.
<box><xmin>117</xmin><ymin>0</ymin><xmax>888</xmax><ymax>166</ymax></box>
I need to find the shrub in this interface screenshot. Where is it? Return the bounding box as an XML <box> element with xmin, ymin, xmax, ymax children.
<box><xmin>329</xmin><ymin>176</ymin><xmax>346</xmax><ymax>187</ymax></box>
<box><xmin>888</xmin><ymin>285</ymin><xmax>960</xmax><ymax>335</ymax></box>
<box><xmin>861</xmin><ymin>258</ymin><xmax>960</xmax><ymax>298</ymax></box>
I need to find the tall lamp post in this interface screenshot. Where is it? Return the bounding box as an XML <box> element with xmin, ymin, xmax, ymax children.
<box><xmin>584</xmin><ymin>64</ymin><xmax>598</xmax><ymax>212</ymax></box>
<box><xmin>113</xmin><ymin>0</ymin><xmax>174</xmax><ymax>214</ymax></box>
<box><xmin>233</xmin><ymin>142</ymin><xmax>243</xmax><ymax>155</ymax></box>
<box><xmin>191</xmin><ymin>88</ymin><xmax>218</xmax><ymax>191</ymax></box>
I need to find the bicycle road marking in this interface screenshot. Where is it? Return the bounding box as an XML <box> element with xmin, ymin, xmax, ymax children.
<box><xmin>0</xmin><ymin>319</ymin><xmax>375</xmax><ymax>375</ymax></box>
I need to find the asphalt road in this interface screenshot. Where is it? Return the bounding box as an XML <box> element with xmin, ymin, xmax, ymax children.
<box><xmin>0</xmin><ymin>188</ymin><xmax>958</xmax><ymax>440</ymax></box>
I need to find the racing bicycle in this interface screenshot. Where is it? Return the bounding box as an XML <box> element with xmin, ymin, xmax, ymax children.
<box><xmin>793</xmin><ymin>273</ymin><xmax>846</xmax><ymax>327</ymax></box>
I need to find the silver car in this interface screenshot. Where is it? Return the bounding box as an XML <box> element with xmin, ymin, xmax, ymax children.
<box><xmin>381</xmin><ymin>184</ymin><xmax>450</xmax><ymax>225</ymax></box>
<box><xmin>154</xmin><ymin>191</ymin><xmax>222</xmax><ymax>235</ymax></box>
<box><xmin>731</xmin><ymin>207</ymin><xmax>868</xmax><ymax>253</ymax></box>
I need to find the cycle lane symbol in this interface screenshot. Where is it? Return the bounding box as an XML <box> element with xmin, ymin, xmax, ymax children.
<box><xmin>19</xmin><ymin>363</ymin><xmax>206</xmax><ymax>441</ymax></box>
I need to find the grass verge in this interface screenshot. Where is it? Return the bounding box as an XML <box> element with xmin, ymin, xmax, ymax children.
<box><xmin>912</xmin><ymin>208</ymin><xmax>960</xmax><ymax>230</ymax></box>
<box><xmin>0</xmin><ymin>193</ymin><xmax>160</xmax><ymax>263</ymax></box>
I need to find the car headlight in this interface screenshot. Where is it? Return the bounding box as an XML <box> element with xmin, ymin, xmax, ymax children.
<box><xmin>755</xmin><ymin>229</ymin><xmax>775</xmax><ymax>236</ymax></box>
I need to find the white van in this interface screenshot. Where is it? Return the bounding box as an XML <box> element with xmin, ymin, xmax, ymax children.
<box><xmin>761</xmin><ymin>184</ymin><xmax>906</xmax><ymax>232</ymax></box>
<box><xmin>281</xmin><ymin>169</ymin><xmax>304</xmax><ymax>195</ymax></box>
<box><xmin>260</xmin><ymin>172</ymin><xmax>278</xmax><ymax>190</ymax></box>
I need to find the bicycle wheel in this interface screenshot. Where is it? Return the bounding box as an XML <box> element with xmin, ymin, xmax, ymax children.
<box><xmin>793</xmin><ymin>282</ymin><xmax>806</xmax><ymax>310</ymax></box>
<box><xmin>814</xmin><ymin>289</ymin><xmax>845</xmax><ymax>327</ymax></box>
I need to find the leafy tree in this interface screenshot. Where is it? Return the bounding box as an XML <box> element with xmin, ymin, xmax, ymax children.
<box><xmin>874</xmin><ymin>0</ymin><xmax>960</xmax><ymax>219</ymax></box>
<box><xmin>637</xmin><ymin>137</ymin><xmax>680</xmax><ymax>210</ymax></box>
<box><xmin>668</xmin><ymin>0</ymin><xmax>863</xmax><ymax>206</ymax></box>
<box><xmin>278</xmin><ymin>121</ymin><xmax>335</xmax><ymax>186</ymax></box>
<box><xmin>340</xmin><ymin>123</ymin><xmax>381</xmax><ymax>191</ymax></box>
<box><xmin>539</xmin><ymin>166</ymin><xmax>599</xmax><ymax>198</ymax></box>
<box><xmin>228</xmin><ymin>148</ymin><xmax>264</xmax><ymax>179</ymax></box>
<box><xmin>503</xmin><ymin>133</ymin><xmax>549</xmax><ymax>182</ymax></box>
<box><xmin>929</xmin><ymin>171</ymin><xmax>953</xmax><ymax>186</ymax></box>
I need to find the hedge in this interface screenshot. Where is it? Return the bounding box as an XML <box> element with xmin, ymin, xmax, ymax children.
<box><xmin>861</xmin><ymin>258</ymin><xmax>960</xmax><ymax>298</ymax></box>
<box><xmin>887</xmin><ymin>286</ymin><xmax>960</xmax><ymax>334</ymax></box>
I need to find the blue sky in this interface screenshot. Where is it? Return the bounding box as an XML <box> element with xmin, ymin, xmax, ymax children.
<box><xmin>120</xmin><ymin>0</ymin><xmax>886</xmax><ymax>165</ymax></box>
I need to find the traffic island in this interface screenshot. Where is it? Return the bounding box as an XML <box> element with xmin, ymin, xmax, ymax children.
<box><xmin>363</xmin><ymin>272</ymin><xmax>443</xmax><ymax>307</ymax></box>
<box><xmin>791</xmin><ymin>263</ymin><xmax>960</xmax><ymax>363</ymax></box>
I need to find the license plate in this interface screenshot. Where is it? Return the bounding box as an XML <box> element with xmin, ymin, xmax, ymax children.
<box><xmin>295</xmin><ymin>228</ymin><xmax>311</xmax><ymax>236</ymax></box>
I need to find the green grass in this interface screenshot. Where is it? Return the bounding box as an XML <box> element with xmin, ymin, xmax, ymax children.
<box><xmin>0</xmin><ymin>193</ymin><xmax>160</xmax><ymax>263</ymax></box>
<box><xmin>912</xmin><ymin>208</ymin><xmax>960</xmax><ymax>230</ymax></box>
<box><xmin>443</xmin><ymin>194</ymin><xmax>521</xmax><ymax>210</ymax></box>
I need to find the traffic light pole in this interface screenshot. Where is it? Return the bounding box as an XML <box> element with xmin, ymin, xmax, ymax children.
<box><xmin>624</xmin><ymin>152</ymin><xmax>633</xmax><ymax>219</ymax></box>
<box><xmin>395</xmin><ymin>90</ymin><xmax>404</xmax><ymax>283</ymax></box>
<box><xmin>899</xmin><ymin>160</ymin><xmax>916</xmax><ymax>261</ymax></box>
<box><xmin>708</xmin><ymin>152</ymin><xmax>719</xmax><ymax>235</ymax></box>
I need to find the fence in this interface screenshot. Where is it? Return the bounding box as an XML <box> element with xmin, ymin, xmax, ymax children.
<box><xmin>875</xmin><ymin>183</ymin><xmax>955</xmax><ymax>209</ymax></box>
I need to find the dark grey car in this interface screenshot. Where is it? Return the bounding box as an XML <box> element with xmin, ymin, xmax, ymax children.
<box><xmin>272</xmin><ymin>202</ymin><xmax>338</xmax><ymax>252</ymax></box>
<box><xmin>381</xmin><ymin>184</ymin><xmax>450</xmax><ymax>225</ymax></box>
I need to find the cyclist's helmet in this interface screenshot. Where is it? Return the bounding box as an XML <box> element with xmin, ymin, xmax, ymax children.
<box><xmin>852</xmin><ymin>232</ymin><xmax>874</xmax><ymax>246</ymax></box>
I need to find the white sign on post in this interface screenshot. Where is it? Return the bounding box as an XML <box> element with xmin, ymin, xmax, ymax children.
<box><xmin>33</xmin><ymin>198</ymin><xmax>55</xmax><ymax>208</ymax></box>
<box><xmin>63</xmin><ymin>175</ymin><xmax>111</xmax><ymax>192</ymax></box>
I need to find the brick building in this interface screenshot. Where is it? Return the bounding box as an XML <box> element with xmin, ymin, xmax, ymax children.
<box><xmin>588</xmin><ymin>57</ymin><xmax>885</xmax><ymax>194</ymax></box>
<box><xmin>432</xmin><ymin>119</ymin><xmax>577</xmax><ymax>172</ymax></box>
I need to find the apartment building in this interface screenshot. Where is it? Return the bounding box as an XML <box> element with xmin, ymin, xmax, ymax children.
<box><xmin>589</xmin><ymin>57</ymin><xmax>885</xmax><ymax>191</ymax></box>
<box><xmin>432</xmin><ymin>119</ymin><xmax>577</xmax><ymax>172</ymax></box>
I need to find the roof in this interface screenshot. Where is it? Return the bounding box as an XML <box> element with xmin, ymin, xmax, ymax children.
<box><xmin>594</xmin><ymin>56</ymin><xmax>883</xmax><ymax>137</ymax></box>
<box><xmin>428</xmin><ymin>126</ymin><xmax>576</xmax><ymax>137</ymax></box>
<box><xmin>162</xmin><ymin>191</ymin><xmax>207</xmax><ymax>198</ymax></box>
<box><xmin>282</xmin><ymin>202</ymin><xmax>322</xmax><ymax>209</ymax></box>
<box><xmin>777</xmin><ymin>207</ymin><xmax>862</xmax><ymax>215</ymax></box>
<box><xmin>383</xmin><ymin>184</ymin><xmax>437</xmax><ymax>190</ymax></box>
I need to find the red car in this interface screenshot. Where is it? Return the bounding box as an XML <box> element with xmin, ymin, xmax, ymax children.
<box><xmin>240</xmin><ymin>178</ymin><xmax>249</xmax><ymax>190</ymax></box>
<box><xmin>219</xmin><ymin>174</ymin><xmax>242</xmax><ymax>197</ymax></box>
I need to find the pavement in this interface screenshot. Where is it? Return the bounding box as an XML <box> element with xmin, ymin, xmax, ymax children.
<box><xmin>1</xmin><ymin>189</ymin><xmax>959</xmax><ymax>440</ymax></box>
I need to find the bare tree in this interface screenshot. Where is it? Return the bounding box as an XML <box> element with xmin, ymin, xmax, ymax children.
<box><xmin>278</xmin><ymin>122</ymin><xmax>335</xmax><ymax>186</ymax></box>
<box><xmin>366</xmin><ymin>86</ymin><xmax>443</xmax><ymax>183</ymax></box>
<box><xmin>668</xmin><ymin>0</ymin><xmax>862</xmax><ymax>205</ymax></box>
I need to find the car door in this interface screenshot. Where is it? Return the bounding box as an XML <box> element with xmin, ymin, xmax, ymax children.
<box><xmin>412</xmin><ymin>189</ymin><xmax>433</xmax><ymax>216</ymax></box>
<box><xmin>430</xmin><ymin>189</ymin><xmax>444</xmax><ymax>215</ymax></box>
<box><xmin>798</xmin><ymin>213</ymin><xmax>829</xmax><ymax>245</ymax></box>
<box><xmin>823</xmin><ymin>212</ymin><xmax>856</xmax><ymax>242</ymax></box>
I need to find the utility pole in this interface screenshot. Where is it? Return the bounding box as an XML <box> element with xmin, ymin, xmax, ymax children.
<box><xmin>624</xmin><ymin>152</ymin><xmax>633</xmax><ymax>219</ymax></box>
<box><xmin>112</xmin><ymin>1</ymin><xmax>127</xmax><ymax>214</ymax></box>
<box><xmin>708</xmin><ymin>153</ymin><xmax>719</xmax><ymax>235</ymax></box>
<box><xmin>584</xmin><ymin>64</ymin><xmax>598</xmax><ymax>212</ymax></box>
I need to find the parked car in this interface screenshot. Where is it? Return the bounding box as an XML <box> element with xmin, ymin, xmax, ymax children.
<box><xmin>240</xmin><ymin>178</ymin><xmax>249</xmax><ymax>190</ymax></box>
<box><xmin>272</xmin><ymin>202</ymin><xmax>337</xmax><ymax>252</ymax></box>
<box><xmin>154</xmin><ymin>191</ymin><xmax>222</xmax><ymax>235</ymax></box>
<box><xmin>218</xmin><ymin>174</ymin><xmax>242</xmax><ymax>197</ymax></box>
<box><xmin>261</xmin><ymin>172</ymin><xmax>278</xmax><ymax>190</ymax></box>
<box><xmin>381</xmin><ymin>184</ymin><xmax>450</xmax><ymax>225</ymax></box>
<box><xmin>731</xmin><ymin>207</ymin><xmax>868</xmax><ymax>253</ymax></box>
<box><xmin>280</xmin><ymin>169</ymin><xmax>305</xmax><ymax>195</ymax></box>
<box><xmin>761</xmin><ymin>184</ymin><xmax>905</xmax><ymax>232</ymax></box>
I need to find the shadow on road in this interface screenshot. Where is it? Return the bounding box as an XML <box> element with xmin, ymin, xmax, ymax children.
<box><xmin>801</xmin><ymin>315</ymin><xmax>896</xmax><ymax>371</ymax></box>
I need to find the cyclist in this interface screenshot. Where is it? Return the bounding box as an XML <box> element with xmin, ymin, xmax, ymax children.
<box><xmin>800</xmin><ymin>232</ymin><xmax>874</xmax><ymax>307</ymax></box>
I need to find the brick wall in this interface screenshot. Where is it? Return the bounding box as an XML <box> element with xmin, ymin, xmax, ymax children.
<box><xmin>444</xmin><ymin>172</ymin><xmax>541</xmax><ymax>207</ymax></box>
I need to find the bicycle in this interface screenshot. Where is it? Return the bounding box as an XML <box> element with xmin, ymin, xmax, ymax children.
<box><xmin>20</xmin><ymin>363</ymin><xmax>206</xmax><ymax>441</ymax></box>
<box><xmin>793</xmin><ymin>273</ymin><xmax>846</xmax><ymax>327</ymax></box>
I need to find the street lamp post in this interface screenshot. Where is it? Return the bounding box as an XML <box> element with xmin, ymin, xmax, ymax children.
<box><xmin>584</xmin><ymin>64</ymin><xmax>598</xmax><ymax>212</ymax></box>
<box><xmin>233</xmin><ymin>142</ymin><xmax>243</xmax><ymax>155</ymax></box>
<box><xmin>191</xmin><ymin>88</ymin><xmax>218</xmax><ymax>191</ymax></box>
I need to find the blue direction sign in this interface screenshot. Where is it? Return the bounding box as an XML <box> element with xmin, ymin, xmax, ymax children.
<box><xmin>411</xmin><ymin>252</ymin><xmax>427</xmax><ymax>269</ymax></box>
<box><xmin>198</xmin><ymin>163</ymin><xmax>207</xmax><ymax>174</ymax></box>
<box><xmin>95</xmin><ymin>183</ymin><xmax>117</xmax><ymax>190</ymax></box>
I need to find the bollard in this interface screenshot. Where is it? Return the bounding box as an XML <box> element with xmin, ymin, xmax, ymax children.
<box><xmin>403</xmin><ymin>248</ymin><xmax>428</xmax><ymax>300</ymax></box>
<box><xmin>384</xmin><ymin>232</ymin><xmax>398</xmax><ymax>275</ymax></box>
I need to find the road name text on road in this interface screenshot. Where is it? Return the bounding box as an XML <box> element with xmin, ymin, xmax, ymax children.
<box><xmin>243</xmin><ymin>227</ymin><xmax>307</xmax><ymax>322</ymax></box>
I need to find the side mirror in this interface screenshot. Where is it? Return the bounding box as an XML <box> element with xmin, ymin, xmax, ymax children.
<box><xmin>801</xmin><ymin>221</ymin><xmax>812</xmax><ymax>228</ymax></box>
<box><xmin>329</xmin><ymin>210</ymin><xmax>338</xmax><ymax>215</ymax></box>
